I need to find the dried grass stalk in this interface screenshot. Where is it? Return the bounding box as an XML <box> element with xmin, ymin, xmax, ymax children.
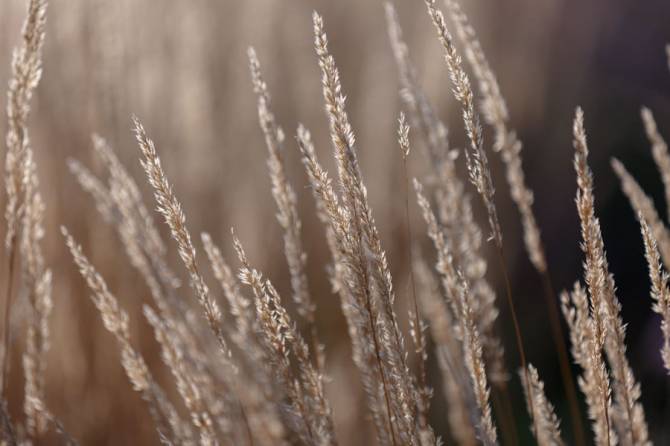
<box><xmin>232</xmin><ymin>234</ymin><xmax>337</xmax><ymax>446</ymax></box>
<box><xmin>311</xmin><ymin>11</ymin><xmax>430</xmax><ymax>445</ymax></box>
<box><xmin>573</xmin><ymin>108</ymin><xmax>648</xmax><ymax>446</ymax></box>
<box><xmin>561</xmin><ymin>283</ymin><xmax>613</xmax><ymax>446</ymax></box>
<box><xmin>423</xmin><ymin>0</ymin><xmax>501</xmax><ymax>247</ymax></box>
<box><xmin>415</xmin><ymin>179</ymin><xmax>497</xmax><ymax>446</ymax></box>
<box><xmin>62</xmin><ymin>227</ymin><xmax>193</xmax><ymax>444</ymax></box>
<box><xmin>247</xmin><ymin>48</ymin><xmax>314</xmax><ymax>324</ymax></box>
<box><xmin>133</xmin><ymin>117</ymin><xmax>230</xmax><ymax>359</ymax></box>
<box><xmin>414</xmin><ymin>256</ymin><xmax>477</xmax><ymax>446</ymax></box>
<box><xmin>20</xmin><ymin>150</ymin><xmax>52</xmax><ymax>438</ymax></box>
<box><xmin>520</xmin><ymin>365</ymin><xmax>564</xmax><ymax>446</ymax></box>
<box><xmin>641</xmin><ymin>108</ymin><xmax>670</xmax><ymax>222</ymax></box>
<box><xmin>386</xmin><ymin>3</ymin><xmax>506</xmax><ymax>386</ymax></box>
<box><xmin>443</xmin><ymin>0</ymin><xmax>545</xmax><ymax>272</ymax></box>
<box><xmin>1</xmin><ymin>1</ymin><xmax>54</xmax><ymax>440</ymax></box>
<box><xmin>3</xmin><ymin>0</ymin><xmax>49</xmax><ymax>410</ymax></box>
<box><xmin>144</xmin><ymin>306</ymin><xmax>218</xmax><ymax>445</ymax></box>
<box><xmin>4</xmin><ymin>0</ymin><xmax>48</xmax><ymax>251</ymax></box>
<box><xmin>639</xmin><ymin>216</ymin><xmax>670</xmax><ymax>374</ymax></box>
<box><xmin>612</xmin><ymin>158</ymin><xmax>670</xmax><ymax>269</ymax></box>
<box><xmin>385</xmin><ymin>3</ymin><xmax>449</xmax><ymax>165</ymax></box>
<box><xmin>397</xmin><ymin>114</ymin><xmax>432</xmax><ymax>435</ymax></box>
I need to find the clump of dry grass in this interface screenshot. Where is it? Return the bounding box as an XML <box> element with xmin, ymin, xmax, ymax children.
<box><xmin>639</xmin><ymin>216</ymin><xmax>670</xmax><ymax>375</ymax></box>
<box><xmin>572</xmin><ymin>107</ymin><xmax>648</xmax><ymax>445</ymax></box>
<box><xmin>2</xmin><ymin>0</ymin><xmax>55</xmax><ymax>443</ymax></box>
<box><xmin>3</xmin><ymin>0</ymin><xmax>670</xmax><ymax>445</ymax></box>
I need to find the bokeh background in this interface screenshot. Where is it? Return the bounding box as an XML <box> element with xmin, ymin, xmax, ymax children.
<box><xmin>2</xmin><ymin>0</ymin><xmax>670</xmax><ymax>444</ymax></box>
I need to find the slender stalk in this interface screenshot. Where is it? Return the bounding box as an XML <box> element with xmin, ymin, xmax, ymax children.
<box><xmin>492</xmin><ymin>383</ymin><xmax>518</xmax><ymax>446</ymax></box>
<box><xmin>495</xmin><ymin>245</ymin><xmax>536</xmax><ymax>442</ymax></box>
<box><xmin>357</xmin><ymin>203</ymin><xmax>398</xmax><ymax>446</ymax></box>
<box><xmin>541</xmin><ymin>270</ymin><xmax>586</xmax><ymax>446</ymax></box>
<box><xmin>403</xmin><ymin>159</ymin><xmax>426</xmax><ymax>395</ymax></box>
<box><xmin>1</xmin><ymin>242</ymin><xmax>17</xmax><ymax>399</ymax></box>
<box><xmin>239</xmin><ymin>405</ymin><xmax>254</xmax><ymax>446</ymax></box>
<box><xmin>399</xmin><ymin>121</ymin><xmax>429</xmax><ymax>429</ymax></box>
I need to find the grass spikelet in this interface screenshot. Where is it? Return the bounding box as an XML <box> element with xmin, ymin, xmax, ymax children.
<box><xmin>62</xmin><ymin>226</ymin><xmax>193</xmax><ymax>443</ymax></box>
<box><xmin>641</xmin><ymin>107</ymin><xmax>670</xmax><ymax>221</ymax></box>
<box><xmin>20</xmin><ymin>151</ymin><xmax>52</xmax><ymax>438</ymax></box>
<box><xmin>144</xmin><ymin>306</ymin><xmax>218</xmax><ymax>445</ymax></box>
<box><xmin>443</xmin><ymin>0</ymin><xmax>545</xmax><ymax>271</ymax></box>
<box><xmin>414</xmin><ymin>179</ymin><xmax>497</xmax><ymax>445</ymax></box>
<box><xmin>247</xmin><ymin>48</ymin><xmax>314</xmax><ymax>324</ymax></box>
<box><xmin>397</xmin><ymin>114</ymin><xmax>432</xmax><ymax>434</ymax></box>
<box><xmin>612</xmin><ymin>158</ymin><xmax>670</xmax><ymax>269</ymax></box>
<box><xmin>3</xmin><ymin>0</ymin><xmax>49</xmax><ymax>404</ymax></box>
<box><xmin>385</xmin><ymin>3</ymin><xmax>449</xmax><ymax>164</ymax></box>
<box><xmin>441</xmin><ymin>1</ymin><xmax>584</xmax><ymax>440</ymax></box>
<box><xmin>520</xmin><ymin>365</ymin><xmax>565</xmax><ymax>446</ymax></box>
<box><xmin>573</xmin><ymin>108</ymin><xmax>648</xmax><ymax>445</ymax></box>
<box><xmin>248</xmin><ymin>48</ymin><xmax>324</xmax><ymax>370</ymax></box>
<box><xmin>561</xmin><ymin>283</ymin><xmax>613</xmax><ymax>446</ymax></box>
<box><xmin>232</xmin><ymin>233</ymin><xmax>337</xmax><ymax>446</ymax></box>
<box><xmin>460</xmin><ymin>278</ymin><xmax>498</xmax><ymax>446</ymax></box>
<box><xmin>423</xmin><ymin>0</ymin><xmax>500</xmax><ymax>247</ymax></box>
<box><xmin>133</xmin><ymin>116</ymin><xmax>230</xmax><ymax>358</ymax></box>
<box><xmin>4</xmin><ymin>0</ymin><xmax>48</xmax><ymax>251</ymax></box>
<box><xmin>423</xmin><ymin>3</ymin><xmax>537</xmax><ymax>438</ymax></box>
<box><xmin>388</xmin><ymin>3</ymin><xmax>507</xmax><ymax>389</ymax></box>
<box><xmin>413</xmin><ymin>256</ymin><xmax>477</xmax><ymax>445</ymax></box>
<box><xmin>312</xmin><ymin>11</ymin><xmax>429</xmax><ymax>445</ymax></box>
<box><xmin>639</xmin><ymin>216</ymin><xmax>670</xmax><ymax>374</ymax></box>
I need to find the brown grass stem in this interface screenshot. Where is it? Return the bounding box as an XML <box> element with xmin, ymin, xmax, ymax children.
<box><xmin>540</xmin><ymin>270</ymin><xmax>586</xmax><ymax>446</ymax></box>
<box><xmin>495</xmin><ymin>245</ymin><xmax>537</xmax><ymax>443</ymax></box>
<box><xmin>1</xmin><ymin>242</ymin><xmax>17</xmax><ymax>400</ymax></box>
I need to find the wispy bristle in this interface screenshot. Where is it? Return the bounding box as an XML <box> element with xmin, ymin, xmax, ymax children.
<box><xmin>612</xmin><ymin>158</ymin><xmax>670</xmax><ymax>269</ymax></box>
<box><xmin>62</xmin><ymin>226</ymin><xmax>193</xmax><ymax>443</ymax></box>
<box><xmin>423</xmin><ymin>0</ymin><xmax>501</xmax><ymax>248</ymax></box>
<box><xmin>3</xmin><ymin>1</ymin><xmax>52</xmax><ymax>438</ymax></box>
<box><xmin>639</xmin><ymin>216</ymin><xmax>670</xmax><ymax>374</ymax></box>
<box><xmin>312</xmin><ymin>11</ymin><xmax>431</xmax><ymax>444</ymax></box>
<box><xmin>4</xmin><ymin>0</ymin><xmax>48</xmax><ymax>251</ymax></box>
<box><xmin>641</xmin><ymin>108</ymin><xmax>670</xmax><ymax>223</ymax></box>
<box><xmin>573</xmin><ymin>108</ymin><xmax>648</xmax><ymax>445</ymax></box>
<box><xmin>414</xmin><ymin>179</ymin><xmax>497</xmax><ymax>445</ymax></box>
<box><xmin>133</xmin><ymin>117</ymin><xmax>231</xmax><ymax>359</ymax></box>
<box><xmin>520</xmin><ymin>365</ymin><xmax>564</xmax><ymax>446</ymax></box>
<box><xmin>444</xmin><ymin>0</ymin><xmax>545</xmax><ymax>272</ymax></box>
<box><xmin>232</xmin><ymin>233</ymin><xmax>337</xmax><ymax>445</ymax></box>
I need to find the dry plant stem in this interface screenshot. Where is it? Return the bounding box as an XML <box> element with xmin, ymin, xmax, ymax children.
<box><xmin>492</xmin><ymin>383</ymin><xmax>518</xmax><ymax>446</ymax></box>
<box><xmin>134</xmin><ymin>118</ymin><xmax>262</xmax><ymax>443</ymax></box>
<box><xmin>441</xmin><ymin>2</ymin><xmax>583</xmax><ymax>441</ymax></box>
<box><xmin>359</xmin><ymin>214</ymin><xmax>398</xmax><ymax>446</ymax></box>
<box><xmin>3</xmin><ymin>0</ymin><xmax>49</xmax><ymax>404</ymax></box>
<box><xmin>575</xmin><ymin>109</ymin><xmax>647</xmax><ymax>445</ymax></box>
<box><xmin>403</xmin><ymin>158</ymin><xmax>427</xmax><ymax>409</ymax></box>
<box><xmin>297</xmin><ymin>129</ymin><xmax>397</xmax><ymax>445</ymax></box>
<box><xmin>639</xmin><ymin>215</ymin><xmax>670</xmax><ymax>373</ymax></box>
<box><xmin>495</xmin><ymin>244</ymin><xmax>535</xmax><ymax>441</ymax></box>
<box><xmin>1</xmin><ymin>245</ymin><xmax>17</xmax><ymax>400</ymax></box>
<box><xmin>521</xmin><ymin>365</ymin><xmax>565</xmax><ymax>446</ymax></box>
<box><xmin>541</xmin><ymin>269</ymin><xmax>586</xmax><ymax>446</ymax></box>
<box><xmin>247</xmin><ymin>48</ymin><xmax>322</xmax><ymax>371</ymax></box>
<box><xmin>312</xmin><ymin>12</ymin><xmax>424</xmax><ymax>444</ymax></box>
<box><xmin>423</xmin><ymin>0</ymin><xmax>537</xmax><ymax>436</ymax></box>
<box><xmin>398</xmin><ymin>117</ymin><xmax>429</xmax><ymax>426</ymax></box>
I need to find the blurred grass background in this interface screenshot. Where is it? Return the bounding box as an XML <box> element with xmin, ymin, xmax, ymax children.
<box><xmin>1</xmin><ymin>0</ymin><xmax>670</xmax><ymax>443</ymax></box>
